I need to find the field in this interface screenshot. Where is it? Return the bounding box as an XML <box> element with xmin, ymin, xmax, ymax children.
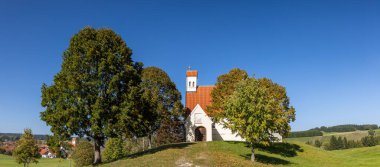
<box><xmin>285</xmin><ymin>129</ymin><xmax>380</xmax><ymax>144</ymax></box>
<box><xmin>2</xmin><ymin>130</ymin><xmax>380</xmax><ymax>167</ymax></box>
<box><xmin>101</xmin><ymin>141</ymin><xmax>380</xmax><ymax>167</ymax></box>
<box><xmin>0</xmin><ymin>154</ymin><xmax>71</xmax><ymax>167</ymax></box>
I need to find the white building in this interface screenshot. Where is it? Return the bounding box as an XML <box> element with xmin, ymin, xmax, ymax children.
<box><xmin>184</xmin><ymin>69</ymin><xmax>282</xmax><ymax>142</ymax></box>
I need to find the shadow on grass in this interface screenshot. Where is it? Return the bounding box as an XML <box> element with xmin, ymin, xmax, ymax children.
<box><xmin>256</xmin><ymin>142</ymin><xmax>304</xmax><ymax>157</ymax></box>
<box><xmin>241</xmin><ymin>153</ymin><xmax>291</xmax><ymax>165</ymax></box>
<box><xmin>127</xmin><ymin>142</ymin><xmax>195</xmax><ymax>159</ymax></box>
<box><xmin>226</xmin><ymin>141</ymin><xmax>303</xmax><ymax>157</ymax></box>
<box><xmin>226</xmin><ymin>141</ymin><xmax>303</xmax><ymax>165</ymax></box>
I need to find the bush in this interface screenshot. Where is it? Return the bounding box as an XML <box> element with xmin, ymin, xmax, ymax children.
<box><xmin>71</xmin><ymin>141</ymin><xmax>94</xmax><ymax>167</ymax></box>
<box><xmin>362</xmin><ymin>136</ymin><xmax>377</xmax><ymax>147</ymax></box>
<box><xmin>0</xmin><ymin>147</ymin><xmax>5</xmax><ymax>154</ymax></box>
<box><xmin>314</xmin><ymin>140</ymin><xmax>322</xmax><ymax>148</ymax></box>
<box><xmin>103</xmin><ymin>138</ymin><xmax>127</xmax><ymax>162</ymax></box>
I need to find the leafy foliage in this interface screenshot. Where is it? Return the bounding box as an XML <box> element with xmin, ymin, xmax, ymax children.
<box><xmin>312</xmin><ymin>124</ymin><xmax>378</xmax><ymax>133</ymax></box>
<box><xmin>46</xmin><ymin>135</ymin><xmax>62</xmax><ymax>158</ymax></box>
<box><xmin>288</xmin><ymin>130</ymin><xmax>323</xmax><ymax>138</ymax></box>
<box><xmin>140</xmin><ymin>67</ymin><xmax>184</xmax><ymax>147</ymax></box>
<box><xmin>207</xmin><ymin>68</ymin><xmax>248</xmax><ymax>118</ymax></box>
<box><xmin>361</xmin><ymin>130</ymin><xmax>377</xmax><ymax>147</ymax></box>
<box><xmin>322</xmin><ymin>134</ymin><xmax>379</xmax><ymax>150</ymax></box>
<box><xmin>223</xmin><ymin>77</ymin><xmax>296</xmax><ymax>161</ymax></box>
<box><xmin>155</xmin><ymin>114</ymin><xmax>186</xmax><ymax>145</ymax></box>
<box><xmin>314</xmin><ymin>139</ymin><xmax>322</xmax><ymax>147</ymax></box>
<box><xmin>71</xmin><ymin>141</ymin><xmax>94</xmax><ymax>167</ymax></box>
<box><xmin>103</xmin><ymin>138</ymin><xmax>127</xmax><ymax>162</ymax></box>
<box><xmin>40</xmin><ymin>27</ymin><xmax>143</xmax><ymax>163</ymax></box>
<box><xmin>12</xmin><ymin>129</ymin><xmax>40</xmax><ymax>167</ymax></box>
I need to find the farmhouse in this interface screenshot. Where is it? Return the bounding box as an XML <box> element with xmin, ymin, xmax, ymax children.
<box><xmin>184</xmin><ymin>69</ymin><xmax>282</xmax><ymax>142</ymax></box>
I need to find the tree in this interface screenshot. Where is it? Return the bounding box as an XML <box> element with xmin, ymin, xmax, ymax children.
<box><xmin>223</xmin><ymin>77</ymin><xmax>296</xmax><ymax>161</ymax></box>
<box><xmin>12</xmin><ymin>129</ymin><xmax>40</xmax><ymax>167</ymax></box>
<box><xmin>41</xmin><ymin>27</ymin><xmax>143</xmax><ymax>164</ymax></box>
<box><xmin>314</xmin><ymin>139</ymin><xmax>322</xmax><ymax>148</ymax></box>
<box><xmin>207</xmin><ymin>68</ymin><xmax>248</xmax><ymax>118</ymax></box>
<box><xmin>343</xmin><ymin>137</ymin><xmax>348</xmax><ymax>149</ymax></box>
<box><xmin>155</xmin><ymin>112</ymin><xmax>186</xmax><ymax>145</ymax></box>
<box><xmin>71</xmin><ymin>141</ymin><xmax>94</xmax><ymax>167</ymax></box>
<box><xmin>103</xmin><ymin>138</ymin><xmax>127</xmax><ymax>162</ymax></box>
<box><xmin>46</xmin><ymin>135</ymin><xmax>61</xmax><ymax>158</ymax></box>
<box><xmin>337</xmin><ymin>136</ymin><xmax>344</xmax><ymax>149</ymax></box>
<box><xmin>368</xmin><ymin>129</ymin><xmax>376</xmax><ymax>136</ymax></box>
<box><xmin>328</xmin><ymin>136</ymin><xmax>339</xmax><ymax>150</ymax></box>
<box><xmin>362</xmin><ymin>136</ymin><xmax>376</xmax><ymax>147</ymax></box>
<box><xmin>140</xmin><ymin>67</ymin><xmax>183</xmax><ymax>148</ymax></box>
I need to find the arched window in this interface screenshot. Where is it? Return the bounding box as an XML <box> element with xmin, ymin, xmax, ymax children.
<box><xmin>189</xmin><ymin>81</ymin><xmax>191</xmax><ymax>87</ymax></box>
<box><xmin>192</xmin><ymin>81</ymin><xmax>195</xmax><ymax>87</ymax></box>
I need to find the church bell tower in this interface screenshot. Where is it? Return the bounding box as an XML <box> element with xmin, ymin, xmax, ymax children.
<box><xmin>186</xmin><ymin>68</ymin><xmax>198</xmax><ymax>92</ymax></box>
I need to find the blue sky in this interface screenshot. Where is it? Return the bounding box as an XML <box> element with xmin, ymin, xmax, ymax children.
<box><xmin>0</xmin><ymin>0</ymin><xmax>379</xmax><ymax>134</ymax></box>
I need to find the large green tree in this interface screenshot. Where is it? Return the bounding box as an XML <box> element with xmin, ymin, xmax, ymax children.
<box><xmin>41</xmin><ymin>27</ymin><xmax>143</xmax><ymax>164</ymax></box>
<box><xmin>207</xmin><ymin>68</ymin><xmax>248</xmax><ymax>118</ymax></box>
<box><xmin>13</xmin><ymin>129</ymin><xmax>40</xmax><ymax>167</ymax></box>
<box><xmin>223</xmin><ymin>77</ymin><xmax>296</xmax><ymax>161</ymax></box>
<box><xmin>140</xmin><ymin>67</ymin><xmax>184</xmax><ymax>148</ymax></box>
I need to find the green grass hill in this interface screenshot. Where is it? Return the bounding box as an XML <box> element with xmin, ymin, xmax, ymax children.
<box><xmin>2</xmin><ymin>134</ymin><xmax>380</xmax><ymax>167</ymax></box>
<box><xmin>100</xmin><ymin>141</ymin><xmax>380</xmax><ymax>167</ymax></box>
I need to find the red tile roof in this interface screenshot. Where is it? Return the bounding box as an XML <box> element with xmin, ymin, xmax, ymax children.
<box><xmin>40</xmin><ymin>149</ymin><xmax>49</xmax><ymax>155</ymax></box>
<box><xmin>186</xmin><ymin>70</ymin><xmax>198</xmax><ymax>77</ymax></box>
<box><xmin>186</xmin><ymin>85</ymin><xmax>215</xmax><ymax>115</ymax></box>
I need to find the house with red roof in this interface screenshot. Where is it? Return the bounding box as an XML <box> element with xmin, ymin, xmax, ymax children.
<box><xmin>184</xmin><ymin>69</ymin><xmax>244</xmax><ymax>142</ymax></box>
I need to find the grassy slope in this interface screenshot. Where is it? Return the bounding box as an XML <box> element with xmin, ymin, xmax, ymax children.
<box><xmin>100</xmin><ymin>141</ymin><xmax>380</xmax><ymax>167</ymax></box>
<box><xmin>0</xmin><ymin>154</ymin><xmax>71</xmax><ymax>167</ymax></box>
<box><xmin>285</xmin><ymin>129</ymin><xmax>380</xmax><ymax>144</ymax></box>
<box><xmin>2</xmin><ymin>139</ymin><xmax>380</xmax><ymax>166</ymax></box>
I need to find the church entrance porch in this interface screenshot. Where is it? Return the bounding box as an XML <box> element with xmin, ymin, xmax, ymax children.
<box><xmin>195</xmin><ymin>126</ymin><xmax>206</xmax><ymax>141</ymax></box>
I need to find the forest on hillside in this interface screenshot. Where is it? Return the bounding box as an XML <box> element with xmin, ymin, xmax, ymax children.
<box><xmin>288</xmin><ymin>124</ymin><xmax>378</xmax><ymax>138</ymax></box>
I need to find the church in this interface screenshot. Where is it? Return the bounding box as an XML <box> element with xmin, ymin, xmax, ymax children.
<box><xmin>184</xmin><ymin>69</ymin><xmax>245</xmax><ymax>142</ymax></box>
<box><xmin>184</xmin><ymin>69</ymin><xmax>282</xmax><ymax>142</ymax></box>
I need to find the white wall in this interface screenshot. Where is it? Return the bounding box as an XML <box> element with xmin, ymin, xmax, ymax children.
<box><xmin>186</xmin><ymin>76</ymin><xmax>197</xmax><ymax>92</ymax></box>
<box><xmin>185</xmin><ymin>104</ymin><xmax>213</xmax><ymax>142</ymax></box>
<box><xmin>185</xmin><ymin>104</ymin><xmax>282</xmax><ymax>142</ymax></box>
<box><xmin>212</xmin><ymin>122</ymin><xmax>244</xmax><ymax>141</ymax></box>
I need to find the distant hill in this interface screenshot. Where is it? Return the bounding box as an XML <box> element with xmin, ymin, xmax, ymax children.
<box><xmin>288</xmin><ymin>124</ymin><xmax>378</xmax><ymax>138</ymax></box>
<box><xmin>0</xmin><ymin>133</ymin><xmax>48</xmax><ymax>141</ymax></box>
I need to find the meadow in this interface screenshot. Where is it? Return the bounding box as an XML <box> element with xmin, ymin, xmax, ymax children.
<box><xmin>0</xmin><ymin>154</ymin><xmax>71</xmax><ymax>167</ymax></box>
<box><xmin>2</xmin><ymin>130</ymin><xmax>380</xmax><ymax>167</ymax></box>
<box><xmin>101</xmin><ymin>141</ymin><xmax>380</xmax><ymax>167</ymax></box>
<box><xmin>285</xmin><ymin>129</ymin><xmax>380</xmax><ymax>144</ymax></box>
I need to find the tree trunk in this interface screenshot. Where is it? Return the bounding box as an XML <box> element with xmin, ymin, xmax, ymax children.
<box><xmin>142</xmin><ymin>137</ymin><xmax>145</xmax><ymax>151</ymax></box>
<box><xmin>148</xmin><ymin>134</ymin><xmax>152</xmax><ymax>149</ymax></box>
<box><xmin>94</xmin><ymin>137</ymin><xmax>102</xmax><ymax>164</ymax></box>
<box><xmin>251</xmin><ymin>145</ymin><xmax>255</xmax><ymax>162</ymax></box>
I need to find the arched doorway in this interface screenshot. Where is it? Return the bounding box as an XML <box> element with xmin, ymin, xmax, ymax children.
<box><xmin>195</xmin><ymin>126</ymin><xmax>206</xmax><ymax>141</ymax></box>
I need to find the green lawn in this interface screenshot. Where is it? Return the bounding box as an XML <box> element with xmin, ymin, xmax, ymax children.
<box><xmin>3</xmin><ymin>140</ymin><xmax>380</xmax><ymax>166</ymax></box>
<box><xmin>0</xmin><ymin>154</ymin><xmax>71</xmax><ymax>167</ymax></box>
<box><xmin>100</xmin><ymin>141</ymin><xmax>380</xmax><ymax>167</ymax></box>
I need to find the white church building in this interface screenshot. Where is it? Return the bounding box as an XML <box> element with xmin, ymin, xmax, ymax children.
<box><xmin>184</xmin><ymin>69</ymin><xmax>282</xmax><ymax>142</ymax></box>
